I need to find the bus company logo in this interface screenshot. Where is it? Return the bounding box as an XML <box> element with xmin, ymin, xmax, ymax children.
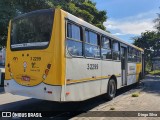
<box><xmin>31</xmin><ymin>62</ymin><xmax>36</xmax><ymax>68</ymax></box>
<box><xmin>2</xmin><ymin>112</ymin><xmax>11</xmax><ymax>117</ymax></box>
<box><xmin>13</xmin><ymin>57</ymin><xmax>18</xmax><ymax>62</ymax></box>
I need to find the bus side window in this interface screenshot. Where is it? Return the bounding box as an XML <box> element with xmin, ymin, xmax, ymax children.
<box><xmin>101</xmin><ymin>36</ymin><xmax>112</xmax><ymax>59</ymax></box>
<box><xmin>132</xmin><ymin>49</ymin><xmax>137</xmax><ymax>62</ymax></box>
<box><xmin>85</xmin><ymin>30</ymin><xmax>100</xmax><ymax>58</ymax></box>
<box><xmin>128</xmin><ymin>47</ymin><xmax>132</xmax><ymax>62</ymax></box>
<box><xmin>128</xmin><ymin>47</ymin><xmax>137</xmax><ymax>62</ymax></box>
<box><xmin>137</xmin><ymin>51</ymin><xmax>141</xmax><ymax>62</ymax></box>
<box><xmin>112</xmin><ymin>40</ymin><xmax>120</xmax><ymax>60</ymax></box>
<box><xmin>66</xmin><ymin>23</ymin><xmax>83</xmax><ymax>56</ymax></box>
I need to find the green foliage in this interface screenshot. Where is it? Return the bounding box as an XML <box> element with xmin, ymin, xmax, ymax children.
<box><xmin>75</xmin><ymin>1</ymin><xmax>107</xmax><ymax>29</ymax></box>
<box><xmin>145</xmin><ymin>61</ymin><xmax>152</xmax><ymax>72</ymax></box>
<box><xmin>132</xmin><ymin>93</ymin><xmax>139</xmax><ymax>97</ymax></box>
<box><xmin>0</xmin><ymin>0</ymin><xmax>17</xmax><ymax>46</ymax></box>
<box><xmin>134</xmin><ymin>31</ymin><xmax>159</xmax><ymax>59</ymax></box>
<box><xmin>76</xmin><ymin>9</ymin><xmax>94</xmax><ymax>23</ymax></box>
<box><xmin>110</xmin><ymin>107</ymin><xmax>115</xmax><ymax>110</ymax></box>
<box><xmin>149</xmin><ymin>70</ymin><xmax>160</xmax><ymax>75</ymax></box>
<box><xmin>0</xmin><ymin>0</ymin><xmax>108</xmax><ymax>46</ymax></box>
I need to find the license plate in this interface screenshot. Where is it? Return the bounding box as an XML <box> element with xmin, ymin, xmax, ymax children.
<box><xmin>22</xmin><ymin>76</ymin><xmax>30</xmax><ymax>81</ymax></box>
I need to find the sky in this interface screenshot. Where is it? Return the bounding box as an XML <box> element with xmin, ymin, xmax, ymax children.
<box><xmin>93</xmin><ymin>0</ymin><xmax>160</xmax><ymax>43</ymax></box>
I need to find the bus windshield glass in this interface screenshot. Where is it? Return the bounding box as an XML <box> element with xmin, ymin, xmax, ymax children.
<box><xmin>11</xmin><ymin>9</ymin><xmax>54</xmax><ymax>50</ymax></box>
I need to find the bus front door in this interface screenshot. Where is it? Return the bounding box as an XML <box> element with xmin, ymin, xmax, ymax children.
<box><xmin>121</xmin><ymin>47</ymin><xmax>127</xmax><ymax>86</ymax></box>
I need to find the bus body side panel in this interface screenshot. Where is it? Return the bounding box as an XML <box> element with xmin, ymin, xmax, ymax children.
<box><xmin>101</xmin><ymin>61</ymin><xmax>121</xmax><ymax>90</ymax></box>
<box><xmin>142</xmin><ymin>53</ymin><xmax>145</xmax><ymax>78</ymax></box>
<box><xmin>65</xmin><ymin>59</ymin><xmax>122</xmax><ymax>101</ymax></box>
<box><xmin>5</xmin><ymin>21</ymin><xmax>11</xmax><ymax>81</ymax></box>
<box><xmin>127</xmin><ymin>63</ymin><xmax>137</xmax><ymax>85</ymax></box>
<box><xmin>65</xmin><ymin>58</ymin><xmax>101</xmax><ymax>101</ymax></box>
<box><xmin>43</xmin><ymin>9</ymin><xmax>66</xmax><ymax>86</ymax></box>
<box><xmin>43</xmin><ymin>9</ymin><xmax>67</xmax><ymax>101</ymax></box>
<box><xmin>136</xmin><ymin>63</ymin><xmax>142</xmax><ymax>81</ymax></box>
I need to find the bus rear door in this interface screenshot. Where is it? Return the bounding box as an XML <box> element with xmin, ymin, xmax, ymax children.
<box><xmin>121</xmin><ymin>46</ymin><xmax>127</xmax><ymax>86</ymax></box>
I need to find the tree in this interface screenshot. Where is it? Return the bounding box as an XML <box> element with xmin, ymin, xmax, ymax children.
<box><xmin>134</xmin><ymin>31</ymin><xmax>159</xmax><ymax>59</ymax></box>
<box><xmin>154</xmin><ymin>7</ymin><xmax>160</xmax><ymax>32</ymax></box>
<box><xmin>133</xmin><ymin>31</ymin><xmax>160</xmax><ymax>71</ymax></box>
<box><xmin>0</xmin><ymin>0</ymin><xmax>17</xmax><ymax>47</ymax></box>
<box><xmin>0</xmin><ymin>0</ymin><xmax>108</xmax><ymax>46</ymax></box>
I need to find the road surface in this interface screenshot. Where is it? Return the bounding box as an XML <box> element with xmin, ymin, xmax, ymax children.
<box><xmin>72</xmin><ymin>75</ymin><xmax>160</xmax><ymax>120</ymax></box>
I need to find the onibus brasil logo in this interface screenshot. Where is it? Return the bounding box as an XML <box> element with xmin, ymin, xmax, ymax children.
<box><xmin>2</xmin><ymin>112</ymin><xmax>42</xmax><ymax>118</ymax></box>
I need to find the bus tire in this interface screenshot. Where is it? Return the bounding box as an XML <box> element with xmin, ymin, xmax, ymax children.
<box><xmin>106</xmin><ymin>79</ymin><xmax>117</xmax><ymax>100</ymax></box>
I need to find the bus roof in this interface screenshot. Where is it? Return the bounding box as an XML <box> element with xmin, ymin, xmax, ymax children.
<box><xmin>61</xmin><ymin>9</ymin><xmax>144</xmax><ymax>52</ymax></box>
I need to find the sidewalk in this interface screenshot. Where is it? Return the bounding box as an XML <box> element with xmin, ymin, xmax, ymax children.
<box><xmin>71</xmin><ymin>76</ymin><xmax>160</xmax><ymax>120</ymax></box>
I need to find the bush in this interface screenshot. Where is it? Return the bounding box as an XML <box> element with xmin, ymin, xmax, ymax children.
<box><xmin>149</xmin><ymin>70</ymin><xmax>160</xmax><ymax>75</ymax></box>
<box><xmin>132</xmin><ymin>93</ymin><xmax>139</xmax><ymax>97</ymax></box>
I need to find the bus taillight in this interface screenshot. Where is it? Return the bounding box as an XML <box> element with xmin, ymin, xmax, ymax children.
<box><xmin>8</xmin><ymin>63</ymin><xmax>10</xmax><ymax>67</ymax></box>
<box><xmin>47</xmin><ymin>64</ymin><xmax>51</xmax><ymax>69</ymax></box>
<box><xmin>45</xmin><ymin>69</ymin><xmax>49</xmax><ymax>75</ymax></box>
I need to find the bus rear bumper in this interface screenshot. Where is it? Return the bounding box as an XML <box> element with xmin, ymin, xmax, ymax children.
<box><xmin>4</xmin><ymin>79</ymin><xmax>62</xmax><ymax>101</ymax></box>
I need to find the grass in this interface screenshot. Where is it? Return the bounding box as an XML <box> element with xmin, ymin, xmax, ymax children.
<box><xmin>132</xmin><ymin>92</ymin><xmax>139</xmax><ymax>97</ymax></box>
<box><xmin>110</xmin><ymin>107</ymin><xmax>115</xmax><ymax>110</ymax></box>
<box><xmin>149</xmin><ymin>70</ymin><xmax>160</xmax><ymax>75</ymax></box>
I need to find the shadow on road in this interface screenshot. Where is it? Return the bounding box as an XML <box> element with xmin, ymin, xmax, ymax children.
<box><xmin>142</xmin><ymin>75</ymin><xmax>160</xmax><ymax>96</ymax></box>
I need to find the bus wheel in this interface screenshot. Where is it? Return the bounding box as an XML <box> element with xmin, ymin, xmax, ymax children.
<box><xmin>106</xmin><ymin>79</ymin><xmax>116</xmax><ymax>100</ymax></box>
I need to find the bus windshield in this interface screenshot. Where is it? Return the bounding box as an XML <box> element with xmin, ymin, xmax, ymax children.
<box><xmin>11</xmin><ymin>9</ymin><xmax>54</xmax><ymax>50</ymax></box>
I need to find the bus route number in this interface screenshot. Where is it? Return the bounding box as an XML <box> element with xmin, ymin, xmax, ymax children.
<box><xmin>31</xmin><ymin>57</ymin><xmax>41</xmax><ymax>61</ymax></box>
<box><xmin>87</xmin><ymin>64</ymin><xmax>98</xmax><ymax>70</ymax></box>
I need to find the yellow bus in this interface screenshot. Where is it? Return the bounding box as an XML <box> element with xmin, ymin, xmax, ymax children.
<box><xmin>5</xmin><ymin>9</ymin><xmax>145</xmax><ymax>101</ymax></box>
